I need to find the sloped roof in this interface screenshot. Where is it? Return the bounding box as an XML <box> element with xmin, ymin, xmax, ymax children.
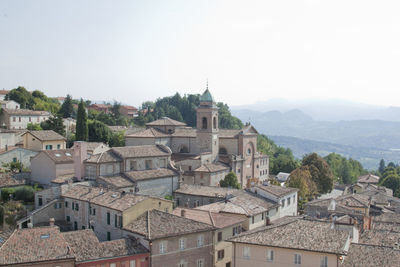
<box><xmin>126</xmin><ymin>128</ymin><xmax>170</xmax><ymax>138</ymax></box>
<box><xmin>172</xmin><ymin>207</ymin><xmax>246</xmax><ymax>229</ymax></box>
<box><xmin>171</xmin><ymin>128</ymin><xmax>197</xmax><ymax>137</ymax></box>
<box><xmin>175</xmin><ymin>184</ymin><xmax>239</xmax><ymax>198</ymax></box>
<box><xmin>2</xmin><ymin>108</ymin><xmax>50</xmax><ymax>116</ymax></box>
<box><xmin>146</xmin><ymin>117</ymin><xmax>186</xmax><ymax>126</ymax></box>
<box><xmin>62</xmin><ymin>230</ymin><xmax>148</xmax><ymax>262</ymax></box>
<box><xmin>358</xmin><ymin>174</ymin><xmax>380</xmax><ymax>184</ymax></box>
<box><xmin>336</xmin><ymin>194</ymin><xmax>370</xmax><ymax>208</ymax></box>
<box><xmin>84</xmin><ymin>150</ymin><xmax>121</xmax><ymax>163</ymax></box>
<box><xmin>256</xmin><ymin>184</ymin><xmax>298</xmax><ymax>197</ymax></box>
<box><xmin>123</xmin><ymin>209</ymin><xmax>214</xmax><ymax>240</ymax></box>
<box><xmin>42</xmin><ymin>149</ymin><xmax>74</xmax><ymax>164</ymax></box>
<box><xmin>194</xmin><ymin>162</ymin><xmax>229</xmax><ymax>173</ymax></box>
<box><xmin>0</xmin><ymin>173</ymin><xmax>25</xmax><ymax>188</ymax></box>
<box><xmin>111</xmin><ymin>145</ymin><xmax>171</xmax><ymax>159</ymax></box>
<box><xmin>62</xmin><ymin>184</ymin><xmax>148</xmax><ymax>212</ymax></box>
<box><xmin>341</xmin><ymin>244</ymin><xmax>400</xmax><ymax>267</ymax></box>
<box><xmin>0</xmin><ymin>226</ymin><xmax>73</xmax><ymax>265</ymax></box>
<box><xmin>230</xmin><ymin>218</ymin><xmax>349</xmax><ymax>255</ymax></box>
<box><xmin>196</xmin><ymin>191</ymin><xmax>278</xmax><ymax>216</ymax></box>
<box><xmin>97</xmin><ymin>175</ymin><xmax>135</xmax><ymax>188</ymax></box>
<box><xmin>27</xmin><ymin>130</ymin><xmax>66</xmax><ymax>141</ymax></box>
<box><xmin>125</xmin><ymin>168</ymin><xmax>179</xmax><ymax>181</ymax></box>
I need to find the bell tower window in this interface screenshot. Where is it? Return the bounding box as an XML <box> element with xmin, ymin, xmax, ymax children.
<box><xmin>213</xmin><ymin>116</ymin><xmax>217</xmax><ymax>129</ymax></box>
<box><xmin>202</xmin><ymin>117</ymin><xmax>207</xmax><ymax>129</ymax></box>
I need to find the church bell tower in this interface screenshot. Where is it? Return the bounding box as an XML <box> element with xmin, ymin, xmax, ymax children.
<box><xmin>196</xmin><ymin>87</ymin><xmax>219</xmax><ymax>160</ymax></box>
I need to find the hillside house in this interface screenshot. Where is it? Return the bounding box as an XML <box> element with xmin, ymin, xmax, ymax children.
<box><xmin>0</xmin><ymin>108</ymin><xmax>50</xmax><ymax>129</ymax></box>
<box><xmin>22</xmin><ymin>130</ymin><xmax>66</xmax><ymax>151</ymax></box>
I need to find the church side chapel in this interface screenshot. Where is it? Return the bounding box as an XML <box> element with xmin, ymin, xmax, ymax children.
<box><xmin>126</xmin><ymin>89</ymin><xmax>269</xmax><ymax>188</ymax></box>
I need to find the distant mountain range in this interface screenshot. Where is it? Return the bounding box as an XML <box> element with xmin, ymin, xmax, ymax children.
<box><xmin>232</xmin><ymin>98</ymin><xmax>400</xmax><ymax>122</ymax></box>
<box><xmin>231</xmin><ymin>100</ymin><xmax>400</xmax><ymax>170</ymax></box>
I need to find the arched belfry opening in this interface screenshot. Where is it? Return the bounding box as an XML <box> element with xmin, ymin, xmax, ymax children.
<box><xmin>213</xmin><ymin>116</ymin><xmax>217</xmax><ymax>129</ymax></box>
<box><xmin>202</xmin><ymin>117</ymin><xmax>207</xmax><ymax>129</ymax></box>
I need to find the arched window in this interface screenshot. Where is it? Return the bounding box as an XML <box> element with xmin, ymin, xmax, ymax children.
<box><xmin>213</xmin><ymin>116</ymin><xmax>217</xmax><ymax>129</ymax></box>
<box><xmin>219</xmin><ymin>147</ymin><xmax>228</xmax><ymax>155</ymax></box>
<box><xmin>202</xmin><ymin>117</ymin><xmax>207</xmax><ymax>129</ymax></box>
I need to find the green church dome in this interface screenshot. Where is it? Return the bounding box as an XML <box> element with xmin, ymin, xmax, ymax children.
<box><xmin>200</xmin><ymin>89</ymin><xmax>214</xmax><ymax>102</ymax></box>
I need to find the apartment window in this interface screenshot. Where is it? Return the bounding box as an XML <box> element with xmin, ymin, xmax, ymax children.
<box><xmin>29</xmin><ymin>117</ymin><xmax>31</xmax><ymax>122</ymax></box>
<box><xmin>281</xmin><ymin>199</ymin><xmax>285</xmax><ymax>208</ymax></box>
<box><xmin>13</xmin><ymin>117</ymin><xmax>16</xmax><ymax>122</ymax></box>
<box><xmin>82</xmin><ymin>225</ymin><xmax>86</xmax><ymax>229</ymax></box>
<box><xmin>320</xmin><ymin>256</ymin><xmax>328</xmax><ymax>267</ymax></box>
<box><xmin>267</xmin><ymin>249</ymin><xmax>274</xmax><ymax>261</ymax></box>
<box><xmin>75</xmin><ymin>203</ymin><xmax>79</xmax><ymax>211</ymax></box>
<box><xmin>197</xmin><ymin>259</ymin><xmax>204</xmax><ymax>267</ymax></box>
<box><xmin>295</xmin><ymin>254</ymin><xmax>302</xmax><ymax>265</ymax></box>
<box><xmin>276</xmin><ymin>207</ymin><xmax>278</xmax><ymax>212</ymax></box>
<box><xmin>12</xmin><ymin>157</ymin><xmax>17</xmax><ymax>163</ymax></box>
<box><xmin>233</xmin><ymin>226</ymin><xmax>241</xmax><ymax>236</ymax></box>
<box><xmin>74</xmin><ymin>222</ymin><xmax>78</xmax><ymax>230</ymax></box>
<box><xmin>197</xmin><ymin>234</ymin><xmax>204</xmax><ymax>247</ymax></box>
<box><xmin>115</xmin><ymin>214</ymin><xmax>118</xmax><ymax>227</ymax></box>
<box><xmin>218</xmin><ymin>232</ymin><xmax>223</xmax><ymax>242</ymax></box>
<box><xmin>119</xmin><ymin>215</ymin><xmax>123</xmax><ymax>228</ymax></box>
<box><xmin>218</xmin><ymin>249</ymin><xmax>225</xmax><ymax>260</ymax></box>
<box><xmin>65</xmin><ymin>201</ymin><xmax>68</xmax><ymax>208</ymax></box>
<box><xmin>93</xmin><ymin>208</ymin><xmax>96</xmax><ymax>215</ymax></box>
<box><xmin>107</xmin><ymin>212</ymin><xmax>111</xmax><ymax>225</ymax></box>
<box><xmin>129</xmin><ymin>260</ymin><xmax>136</xmax><ymax>267</ymax></box>
<box><xmin>107</xmin><ymin>231</ymin><xmax>111</xmax><ymax>241</ymax></box>
<box><xmin>66</xmin><ymin>216</ymin><xmax>70</xmax><ymax>222</ymax></box>
<box><xmin>159</xmin><ymin>241</ymin><xmax>167</xmax><ymax>254</ymax></box>
<box><xmin>130</xmin><ymin>160</ymin><xmax>137</xmax><ymax>171</ymax></box>
<box><xmin>45</xmin><ymin>145</ymin><xmax>53</xmax><ymax>150</ymax></box>
<box><xmin>287</xmin><ymin>197</ymin><xmax>291</xmax><ymax>205</ymax></box>
<box><xmin>159</xmin><ymin>158</ymin><xmax>166</xmax><ymax>168</ymax></box>
<box><xmin>38</xmin><ymin>197</ymin><xmax>43</xmax><ymax>206</ymax></box>
<box><xmin>262</xmin><ymin>212</ymin><xmax>265</xmax><ymax>220</ymax></box>
<box><xmin>72</xmin><ymin>202</ymin><xmax>75</xmax><ymax>209</ymax></box>
<box><xmin>18</xmin><ymin>117</ymin><xmax>21</xmax><ymax>122</ymax></box>
<box><xmin>145</xmin><ymin>160</ymin><xmax>152</xmax><ymax>170</ymax></box>
<box><xmin>243</xmin><ymin>247</ymin><xmax>250</xmax><ymax>259</ymax></box>
<box><xmin>57</xmin><ymin>144</ymin><xmax>61</xmax><ymax>149</ymax></box>
<box><xmin>293</xmin><ymin>195</ymin><xmax>296</xmax><ymax>203</ymax></box>
<box><xmin>179</xmin><ymin>238</ymin><xmax>186</xmax><ymax>250</ymax></box>
<box><xmin>251</xmin><ymin>216</ymin><xmax>255</xmax><ymax>224</ymax></box>
<box><xmin>54</xmin><ymin>203</ymin><xmax>58</xmax><ymax>209</ymax></box>
<box><xmin>176</xmin><ymin>198</ymin><xmax>180</xmax><ymax>206</ymax></box>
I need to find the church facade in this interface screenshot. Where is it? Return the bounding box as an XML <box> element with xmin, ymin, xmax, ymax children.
<box><xmin>125</xmin><ymin>89</ymin><xmax>269</xmax><ymax>188</ymax></box>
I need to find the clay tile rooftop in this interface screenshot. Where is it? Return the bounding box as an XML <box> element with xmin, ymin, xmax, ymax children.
<box><xmin>255</xmin><ymin>184</ymin><xmax>299</xmax><ymax>197</ymax></box>
<box><xmin>0</xmin><ymin>226</ymin><xmax>74</xmax><ymax>265</ymax></box>
<box><xmin>175</xmin><ymin>184</ymin><xmax>239</xmax><ymax>198</ymax></box>
<box><xmin>230</xmin><ymin>218</ymin><xmax>350</xmax><ymax>255</ymax></box>
<box><xmin>27</xmin><ymin>130</ymin><xmax>66</xmax><ymax>141</ymax></box>
<box><xmin>61</xmin><ymin>184</ymin><xmax>149</xmax><ymax>211</ymax></box>
<box><xmin>145</xmin><ymin>117</ymin><xmax>187</xmax><ymax>126</ymax></box>
<box><xmin>123</xmin><ymin>209</ymin><xmax>214</xmax><ymax>240</ymax></box>
<box><xmin>341</xmin><ymin>244</ymin><xmax>400</xmax><ymax>266</ymax></box>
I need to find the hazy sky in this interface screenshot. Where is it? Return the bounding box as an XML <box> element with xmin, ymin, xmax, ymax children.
<box><xmin>1</xmin><ymin>0</ymin><xmax>400</xmax><ymax>107</ymax></box>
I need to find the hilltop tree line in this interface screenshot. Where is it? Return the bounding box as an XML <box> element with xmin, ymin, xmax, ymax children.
<box><xmin>134</xmin><ymin>93</ymin><xmax>243</xmax><ymax>129</ymax></box>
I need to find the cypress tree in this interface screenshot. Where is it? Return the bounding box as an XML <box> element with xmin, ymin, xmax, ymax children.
<box><xmin>76</xmin><ymin>99</ymin><xmax>88</xmax><ymax>141</ymax></box>
<box><xmin>59</xmin><ymin>94</ymin><xmax>73</xmax><ymax>118</ymax></box>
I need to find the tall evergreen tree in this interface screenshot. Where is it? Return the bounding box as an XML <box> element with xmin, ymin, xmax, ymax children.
<box><xmin>379</xmin><ymin>159</ymin><xmax>386</xmax><ymax>174</ymax></box>
<box><xmin>40</xmin><ymin>114</ymin><xmax>65</xmax><ymax>136</ymax></box>
<box><xmin>59</xmin><ymin>94</ymin><xmax>73</xmax><ymax>118</ymax></box>
<box><xmin>76</xmin><ymin>99</ymin><xmax>88</xmax><ymax>141</ymax></box>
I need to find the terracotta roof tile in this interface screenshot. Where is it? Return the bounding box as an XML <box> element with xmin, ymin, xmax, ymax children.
<box><xmin>84</xmin><ymin>150</ymin><xmax>121</xmax><ymax>163</ymax></box>
<box><xmin>125</xmin><ymin>168</ymin><xmax>178</xmax><ymax>181</ymax></box>
<box><xmin>342</xmin><ymin>244</ymin><xmax>400</xmax><ymax>266</ymax></box>
<box><xmin>62</xmin><ymin>184</ymin><xmax>148</xmax><ymax>211</ymax></box>
<box><xmin>175</xmin><ymin>184</ymin><xmax>239</xmax><ymax>198</ymax></box>
<box><xmin>230</xmin><ymin>218</ymin><xmax>349</xmax><ymax>255</ymax></box>
<box><xmin>43</xmin><ymin>149</ymin><xmax>74</xmax><ymax>163</ymax></box>
<box><xmin>123</xmin><ymin>209</ymin><xmax>214</xmax><ymax>239</ymax></box>
<box><xmin>172</xmin><ymin>207</ymin><xmax>246</xmax><ymax>229</ymax></box>
<box><xmin>27</xmin><ymin>130</ymin><xmax>66</xmax><ymax>141</ymax></box>
<box><xmin>358</xmin><ymin>174</ymin><xmax>380</xmax><ymax>184</ymax></box>
<box><xmin>2</xmin><ymin>108</ymin><xmax>50</xmax><ymax>116</ymax></box>
<box><xmin>255</xmin><ymin>184</ymin><xmax>298</xmax><ymax>197</ymax></box>
<box><xmin>171</xmin><ymin>128</ymin><xmax>197</xmax><ymax>137</ymax></box>
<box><xmin>146</xmin><ymin>117</ymin><xmax>186</xmax><ymax>126</ymax></box>
<box><xmin>111</xmin><ymin>145</ymin><xmax>171</xmax><ymax>159</ymax></box>
<box><xmin>0</xmin><ymin>173</ymin><xmax>25</xmax><ymax>188</ymax></box>
<box><xmin>0</xmin><ymin>226</ymin><xmax>73</xmax><ymax>265</ymax></box>
<box><xmin>97</xmin><ymin>175</ymin><xmax>135</xmax><ymax>188</ymax></box>
<box><xmin>126</xmin><ymin>128</ymin><xmax>170</xmax><ymax>138</ymax></box>
<box><xmin>194</xmin><ymin>162</ymin><xmax>229</xmax><ymax>173</ymax></box>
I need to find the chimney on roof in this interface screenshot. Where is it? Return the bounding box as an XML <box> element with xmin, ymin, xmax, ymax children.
<box><xmin>181</xmin><ymin>209</ymin><xmax>186</xmax><ymax>217</ymax></box>
<box><xmin>49</xmin><ymin>218</ymin><xmax>55</xmax><ymax>227</ymax></box>
<box><xmin>73</xmin><ymin>141</ymin><xmax>88</xmax><ymax>181</ymax></box>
